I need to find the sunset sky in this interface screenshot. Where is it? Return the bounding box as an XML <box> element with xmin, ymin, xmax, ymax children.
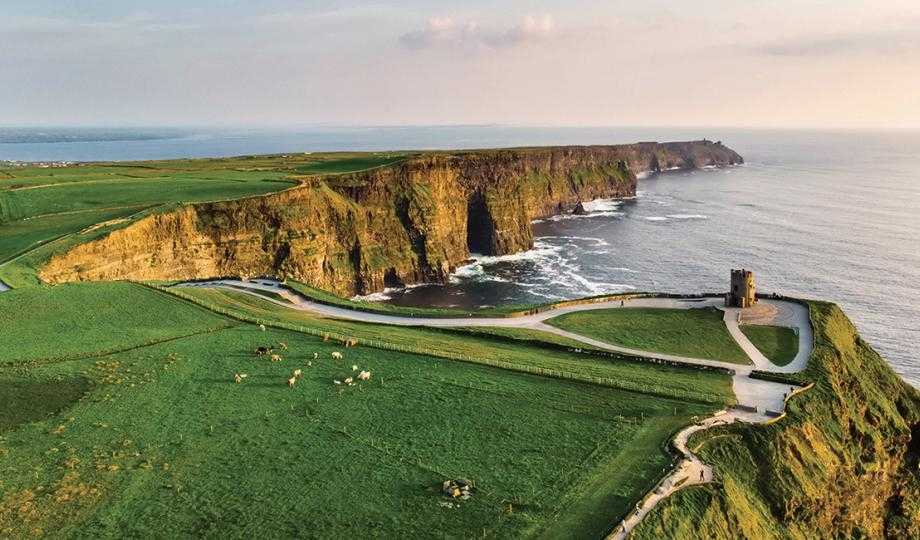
<box><xmin>2</xmin><ymin>0</ymin><xmax>919</xmax><ymax>128</ymax></box>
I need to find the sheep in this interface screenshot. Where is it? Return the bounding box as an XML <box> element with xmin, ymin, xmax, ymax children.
<box><xmin>234</xmin><ymin>373</ymin><xmax>242</xmax><ymax>383</ymax></box>
<box><xmin>357</xmin><ymin>370</ymin><xmax>371</xmax><ymax>381</ymax></box>
<box><xmin>278</xmin><ymin>342</ymin><xmax>288</xmax><ymax>351</ymax></box>
<box><xmin>307</xmin><ymin>361</ymin><xmax>312</xmax><ymax>367</ymax></box>
<box><xmin>352</xmin><ymin>364</ymin><xmax>358</xmax><ymax>371</ymax></box>
<box><xmin>259</xmin><ymin>324</ymin><xmax>266</xmax><ymax>332</ymax></box>
<box><xmin>292</xmin><ymin>369</ymin><xmax>302</xmax><ymax>379</ymax></box>
<box><xmin>344</xmin><ymin>377</ymin><xmax>354</xmax><ymax>385</ymax></box>
<box><xmin>270</xmin><ymin>354</ymin><xmax>283</xmax><ymax>362</ymax></box>
<box><xmin>331</xmin><ymin>351</ymin><xmax>343</xmax><ymax>360</ymax></box>
<box><xmin>333</xmin><ymin>379</ymin><xmax>342</xmax><ymax>385</ymax></box>
<box><xmin>287</xmin><ymin>376</ymin><xmax>297</xmax><ymax>389</ymax></box>
<box><xmin>255</xmin><ymin>346</ymin><xmax>271</xmax><ymax>356</ymax></box>
<box><xmin>313</xmin><ymin>352</ymin><xmax>319</xmax><ymax>360</ymax></box>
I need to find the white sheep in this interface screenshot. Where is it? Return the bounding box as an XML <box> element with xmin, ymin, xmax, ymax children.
<box><xmin>313</xmin><ymin>352</ymin><xmax>319</xmax><ymax>360</ymax></box>
<box><xmin>292</xmin><ymin>369</ymin><xmax>302</xmax><ymax>378</ymax></box>
<box><xmin>352</xmin><ymin>364</ymin><xmax>358</xmax><ymax>371</ymax></box>
<box><xmin>307</xmin><ymin>361</ymin><xmax>312</xmax><ymax>367</ymax></box>
<box><xmin>287</xmin><ymin>376</ymin><xmax>296</xmax><ymax>389</ymax></box>
<box><xmin>234</xmin><ymin>373</ymin><xmax>243</xmax><ymax>384</ymax></box>
<box><xmin>331</xmin><ymin>351</ymin><xmax>343</xmax><ymax>360</ymax></box>
<box><xmin>270</xmin><ymin>354</ymin><xmax>282</xmax><ymax>362</ymax></box>
<box><xmin>259</xmin><ymin>324</ymin><xmax>266</xmax><ymax>332</ymax></box>
<box><xmin>344</xmin><ymin>376</ymin><xmax>354</xmax><ymax>385</ymax></box>
<box><xmin>333</xmin><ymin>379</ymin><xmax>342</xmax><ymax>385</ymax></box>
<box><xmin>357</xmin><ymin>370</ymin><xmax>371</xmax><ymax>381</ymax></box>
<box><xmin>279</xmin><ymin>342</ymin><xmax>288</xmax><ymax>351</ymax></box>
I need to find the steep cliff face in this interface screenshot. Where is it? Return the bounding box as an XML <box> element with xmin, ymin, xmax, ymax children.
<box><xmin>39</xmin><ymin>141</ymin><xmax>742</xmax><ymax>295</ymax></box>
<box><xmin>633</xmin><ymin>302</ymin><xmax>920</xmax><ymax>540</ymax></box>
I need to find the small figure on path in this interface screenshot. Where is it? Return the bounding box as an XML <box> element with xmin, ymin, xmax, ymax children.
<box><xmin>699</xmin><ymin>470</ymin><xmax>704</xmax><ymax>481</ymax></box>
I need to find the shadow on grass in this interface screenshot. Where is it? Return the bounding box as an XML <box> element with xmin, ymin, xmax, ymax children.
<box><xmin>0</xmin><ymin>377</ymin><xmax>91</xmax><ymax>433</ymax></box>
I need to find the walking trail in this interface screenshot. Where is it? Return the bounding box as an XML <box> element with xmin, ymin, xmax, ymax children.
<box><xmin>176</xmin><ymin>278</ymin><xmax>814</xmax><ymax>538</ymax></box>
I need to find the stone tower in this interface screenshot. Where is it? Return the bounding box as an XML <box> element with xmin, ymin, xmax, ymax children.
<box><xmin>726</xmin><ymin>268</ymin><xmax>756</xmax><ymax>308</ymax></box>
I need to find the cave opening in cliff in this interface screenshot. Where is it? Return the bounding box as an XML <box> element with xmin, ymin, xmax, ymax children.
<box><xmin>466</xmin><ymin>193</ymin><xmax>494</xmax><ymax>255</ymax></box>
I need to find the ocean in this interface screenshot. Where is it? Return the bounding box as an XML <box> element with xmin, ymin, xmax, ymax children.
<box><xmin>2</xmin><ymin>126</ymin><xmax>917</xmax><ymax>386</ymax></box>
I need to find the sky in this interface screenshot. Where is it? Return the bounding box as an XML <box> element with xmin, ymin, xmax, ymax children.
<box><xmin>2</xmin><ymin>0</ymin><xmax>919</xmax><ymax>129</ymax></box>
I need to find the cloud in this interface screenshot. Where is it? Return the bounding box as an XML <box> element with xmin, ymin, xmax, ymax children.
<box><xmin>751</xmin><ymin>27</ymin><xmax>920</xmax><ymax>57</ymax></box>
<box><xmin>400</xmin><ymin>14</ymin><xmax>557</xmax><ymax>51</ymax></box>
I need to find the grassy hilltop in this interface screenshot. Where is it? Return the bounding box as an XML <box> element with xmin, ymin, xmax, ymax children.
<box><xmin>633</xmin><ymin>302</ymin><xmax>920</xmax><ymax>539</ymax></box>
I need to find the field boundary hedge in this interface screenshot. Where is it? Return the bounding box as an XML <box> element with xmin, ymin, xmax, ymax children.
<box><xmin>143</xmin><ymin>282</ymin><xmax>729</xmax><ymax>405</ymax></box>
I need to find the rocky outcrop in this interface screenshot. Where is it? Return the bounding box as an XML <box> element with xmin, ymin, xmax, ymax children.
<box><xmin>39</xmin><ymin>141</ymin><xmax>742</xmax><ymax>295</ymax></box>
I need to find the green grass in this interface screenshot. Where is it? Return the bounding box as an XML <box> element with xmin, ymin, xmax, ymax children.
<box><xmin>172</xmin><ymin>286</ymin><xmax>734</xmax><ymax>404</ymax></box>
<box><xmin>740</xmin><ymin>325</ymin><xmax>799</xmax><ymax>366</ymax></box>
<box><xmin>631</xmin><ymin>301</ymin><xmax>920</xmax><ymax>540</ymax></box>
<box><xmin>0</xmin><ymin>282</ymin><xmax>234</xmax><ymax>366</ymax></box>
<box><xmin>545</xmin><ymin>307</ymin><xmax>751</xmax><ymax>364</ymax></box>
<box><xmin>0</xmin><ymin>282</ymin><xmax>720</xmax><ymax>538</ymax></box>
<box><xmin>293</xmin><ymin>153</ymin><xmax>409</xmax><ymax>175</ymax></box>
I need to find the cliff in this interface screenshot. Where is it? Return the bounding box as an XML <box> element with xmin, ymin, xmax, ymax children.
<box><xmin>632</xmin><ymin>302</ymin><xmax>920</xmax><ymax>539</ymax></box>
<box><xmin>39</xmin><ymin>141</ymin><xmax>742</xmax><ymax>295</ymax></box>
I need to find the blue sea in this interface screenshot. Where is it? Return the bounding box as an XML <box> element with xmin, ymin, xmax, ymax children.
<box><xmin>2</xmin><ymin>125</ymin><xmax>918</xmax><ymax>386</ymax></box>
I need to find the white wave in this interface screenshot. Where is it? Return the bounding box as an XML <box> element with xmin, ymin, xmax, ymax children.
<box><xmin>665</xmin><ymin>214</ymin><xmax>709</xmax><ymax>220</ymax></box>
<box><xmin>540</xmin><ymin>210</ymin><xmax>624</xmax><ymax>222</ymax></box>
<box><xmin>609</xmin><ymin>267</ymin><xmax>640</xmax><ymax>273</ymax></box>
<box><xmin>581</xmin><ymin>198</ymin><xmax>623</xmax><ymax>212</ymax></box>
<box><xmin>351</xmin><ymin>288</ymin><xmax>399</xmax><ymax>302</ymax></box>
<box><xmin>538</xmin><ymin>235</ymin><xmax>610</xmax><ymax>246</ymax></box>
<box><xmin>644</xmin><ymin>216</ymin><xmax>668</xmax><ymax>221</ymax></box>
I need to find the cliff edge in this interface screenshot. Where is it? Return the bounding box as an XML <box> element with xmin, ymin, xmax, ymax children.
<box><xmin>39</xmin><ymin>141</ymin><xmax>742</xmax><ymax>295</ymax></box>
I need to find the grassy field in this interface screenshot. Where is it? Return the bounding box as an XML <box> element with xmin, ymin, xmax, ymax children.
<box><xmin>293</xmin><ymin>153</ymin><xmax>409</xmax><ymax>175</ymax></box>
<box><xmin>545</xmin><ymin>307</ymin><xmax>750</xmax><ymax>364</ymax></box>
<box><xmin>172</xmin><ymin>287</ymin><xmax>734</xmax><ymax>403</ymax></box>
<box><xmin>0</xmin><ymin>282</ymin><xmax>721</xmax><ymax>538</ymax></box>
<box><xmin>740</xmin><ymin>325</ymin><xmax>799</xmax><ymax>366</ymax></box>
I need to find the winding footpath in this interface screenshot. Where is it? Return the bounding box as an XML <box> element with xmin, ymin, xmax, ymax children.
<box><xmin>176</xmin><ymin>278</ymin><xmax>814</xmax><ymax>538</ymax></box>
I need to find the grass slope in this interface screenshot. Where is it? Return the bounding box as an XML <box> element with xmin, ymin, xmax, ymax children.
<box><xmin>546</xmin><ymin>307</ymin><xmax>750</xmax><ymax>364</ymax></box>
<box><xmin>740</xmin><ymin>325</ymin><xmax>798</xmax><ymax>366</ymax></box>
<box><xmin>632</xmin><ymin>301</ymin><xmax>920</xmax><ymax>540</ymax></box>
<box><xmin>0</xmin><ymin>282</ymin><xmax>233</xmax><ymax>366</ymax></box>
<box><xmin>173</xmin><ymin>287</ymin><xmax>733</xmax><ymax>404</ymax></box>
<box><xmin>0</xmin><ymin>283</ymin><xmax>719</xmax><ymax>538</ymax></box>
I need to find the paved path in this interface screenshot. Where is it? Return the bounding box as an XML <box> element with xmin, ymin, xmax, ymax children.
<box><xmin>176</xmin><ymin>278</ymin><xmax>814</xmax><ymax>537</ymax></box>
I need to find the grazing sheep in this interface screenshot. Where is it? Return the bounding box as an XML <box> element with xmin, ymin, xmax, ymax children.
<box><xmin>313</xmin><ymin>352</ymin><xmax>319</xmax><ymax>360</ymax></box>
<box><xmin>259</xmin><ymin>324</ymin><xmax>266</xmax><ymax>332</ymax></box>
<box><xmin>287</xmin><ymin>376</ymin><xmax>296</xmax><ymax>389</ymax></box>
<box><xmin>234</xmin><ymin>373</ymin><xmax>243</xmax><ymax>384</ymax></box>
<box><xmin>279</xmin><ymin>342</ymin><xmax>288</xmax><ymax>351</ymax></box>
<box><xmin>270</xmin><ymin>354</ymin><xmax>282</xmax><ymax>362</ymax></box>
<box><xmin>331</xmin><ymin>351</ymin><xmax>343</xmax><ymax>360</ymax></box>
<box><xmin>333</xmin><ymin>379</ymin><xmax>342</xmax><ymax>385</ymax></box>
<box><xmin>357</xmin><ymin>370</ymin><xmax>371</xmax><ymax>381</ymax></box>
<box><xmin>344</xmin><ymin>377</ymin><xmax>354</xmax><ymax>385</ymax></box>
<box><xmin>292</xmin><ymin>369</ymin><xmax>302</xmax><ymax>378</ymax></box>
<box><xmin>307</xmin><ymin>361</ymin><xmax>312</xmax><ymax>367</ymax></box>
<box><xmin>255</xmin><ymin>346</ymin><xmax>272</xmax><ymax>356</ymax></box>
<box><xmin>352</xmin><ymin>365</ymin><xmax>358</xmax><ymax>371</ymax></box>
